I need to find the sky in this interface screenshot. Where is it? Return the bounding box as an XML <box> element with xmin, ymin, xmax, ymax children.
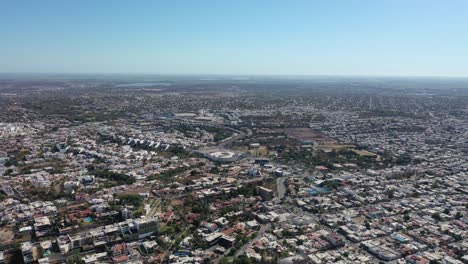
<box><xmin>1</xmin><ymin>0</ymin><xmax>467</xmax><ymax>76</ymax></box>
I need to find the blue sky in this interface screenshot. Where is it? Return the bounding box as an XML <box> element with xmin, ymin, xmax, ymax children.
<box><xmin>1</xmin><ymin>0</ymin><xmax>467</xmax><ymax>76</ymax></box>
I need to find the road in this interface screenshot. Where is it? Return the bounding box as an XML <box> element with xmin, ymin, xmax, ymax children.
<box><xmin>228</xmin><ymin>176</ymin><xmax>286</xmax><ymax>259</ymax></box>
<box><xmin>276</xmin><ymin>176</ymin><xmax>287</xmax><ymax>200</ymax></box>
<box><xmin>176</xmin><ymin>120</ymin><xmax>251</xmax><ymax>149</ymax></box>
<box><xmin>216</xmin><ymin>127</ymin><xmax>250</xmax><ymax>148</ymax></box>
<box><xmin>235</xmin><ymin>224</ymin><xmax>271</xmax><ymax>258</ymax></box>
<box><xmin>145</xmin><ymin>198</ymin><xmax>161</xmax><ymax>217</ymax></box>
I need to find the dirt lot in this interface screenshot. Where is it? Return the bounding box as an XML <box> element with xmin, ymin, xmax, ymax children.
<box><xmin>243</xmin><ymin>146</ymin><xmax>273</xmax><ymax>157</ymax></box>
<box><xmin>0</xmin><ymin>227</ymin><xmax>15</xmax><ymax>243</ymax></box>
<box><xmin>170</xmin><ymin>199</ymin><xmax>183</xmax><ymax>207</ymax></box>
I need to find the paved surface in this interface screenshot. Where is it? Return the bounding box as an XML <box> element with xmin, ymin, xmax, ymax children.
<box><xmin>276</xmin><ymin>176</ymin><xmax>287</xmax><ymax>200</ymax></box>
<box><xmin>235</xmin><ymin>224</ymin><xmax>271</xmax><ymax>257</ymax></box>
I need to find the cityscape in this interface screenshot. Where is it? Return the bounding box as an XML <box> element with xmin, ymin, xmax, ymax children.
<box><xmin>0</xmin><ymin>76</ymin><xmax>467</xmax><ymax>264</ymax></box>
<box><xmin>1</xmin><ymin>1</ymin><xmax>468</xmax><ymax>263</ymax></box>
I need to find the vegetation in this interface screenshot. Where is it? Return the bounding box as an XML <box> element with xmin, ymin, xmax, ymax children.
<box><xmin>4</xmin><ymin>168</ymin><xmax>14</xmax><ymax>176</ymax></box>
<box><xmin>431</xmin><ymin>213</ymin><xmax>442</xmax><ymax>221</ymax></box>
<box><xmin>319</xmin><ymin>180</ymin><xmax>342</xmax><ymax>190</ymax></box>
<box><xmin>147</xmin><ymin>166</ymin><xmax>191</xmax><ymax>183</ymax></box>
<box><xmin>90</xmin><ymin>169</ymin><xmax>135</xmax><ymax>185</ymax></box>
<box><xmin>116</xmin><ymin>193</ymin><xmax>144</xmax><ymax>207</ymax></box>
<box><xmin>280</xmin><ymin>148</ymin><xmax>380</xmax><ymax>170</ymax></box>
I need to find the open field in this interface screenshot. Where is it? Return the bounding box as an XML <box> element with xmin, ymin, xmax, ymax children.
<box><xmin>351</xmin><ymin>149</ymin><xmax>378</xmax><ymax>157</ymax></box>
<box><xmin>315</xmin><ymin>144</ymin><xmax>378</xmax><ymax>157</ymax></box>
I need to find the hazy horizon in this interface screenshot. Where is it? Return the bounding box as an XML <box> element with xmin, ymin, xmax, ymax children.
<box><xmin>1</xmin><ymin>72</ymin><xmax>468</xmax><ymax>79</ymax></box>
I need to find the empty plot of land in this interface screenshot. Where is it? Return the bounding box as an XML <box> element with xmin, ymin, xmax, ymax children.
<box><xmin>0</xmin><ymin>228</ymin><xmax>15</xmax><ymax>243</ymax></box>
<box><xmin>352</xmin><ymin>149</ymin><xmax>377</xmax><ymax>157</ymax></box>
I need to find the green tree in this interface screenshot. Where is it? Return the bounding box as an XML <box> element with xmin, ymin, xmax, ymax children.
<box><xmin>365</xmin><ymin>221</ymin><xmax>371</xmax><ymax>230</ymax></box>
<box><xmin>431</xmin><ymin>213</ymin><xmax>442</xmax><ymax>221</ymax></box>
<box><xmin>67</xmin><ymin>255</ymin><xmax>85</xmax><ymax>264</ymax></box>
<box><xmin>403</xmin><ymin>214</ymin><xmax>410</xmax><ymax>221</ymax></box>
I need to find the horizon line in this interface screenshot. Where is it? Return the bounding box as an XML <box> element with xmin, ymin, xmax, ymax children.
<box><xmin>1</xmin><ymin>72</ymin><xmax>468</xmax><ymax>79</ymax></box>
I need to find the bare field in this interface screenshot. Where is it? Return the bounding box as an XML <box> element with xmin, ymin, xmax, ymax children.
<box><xmin>0</xmin><ymin>228</ymin><xmax>15</xmax><ymax>243</ymax></box>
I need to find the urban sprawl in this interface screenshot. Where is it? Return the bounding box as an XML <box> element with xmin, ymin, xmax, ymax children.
<box><xmin>0</xmin><ymin>77</ymin><xmax>467</xmax><ymax>264</ymax></box>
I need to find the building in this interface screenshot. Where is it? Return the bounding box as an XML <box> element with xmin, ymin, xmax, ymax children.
<box><xmin>204</xmin><ymin>232</ymin><xmax>223</xmax><ymax>246</ymax></box>
<box><xmin>82</xmin><ymin>252</ymin><xmax>108</xmax><ymax>264</ymax></box>
<box><xmin>257</xmin><ymin>186</ymin><xmax>274</xmax><ymax>201</ymax></box>
<box><xmin>254</xmin><ymin>158</ymin><xmax>270</xmax><ymax>166</ymax></box>
<box><xmin>195</xmin><ymin>148</ymin><xmax>245</xmax><ymax>163</ymax></box>
<box><xmin>121</xmin><ymin>208</ymin><xmax>132</xmax><ymax>220</ymax></box>
<box><xmin>38</xmin><ymin>258</ymin><xmax>49</xmax><ymax>264</ymax></box>
<box><xmin>111</xmin><ymin>243</ymin><xmax>130</xmax><ymax>263</ymax></box>
<box><xmin>21</xmin><ymin>242</ymin><xmax>34</xmax><ymax>264</ymax></box>
<box><xmin>120</xmin><ymin>217</ymin><xmax>159</xmax><ymax>241</ymax></box>
<box><xmin>34</xmin><ymin>216</ymin><xmax>52</xmax><ymax>237</ymax></box>
<box><xmin>80</xmin><ymin>175</ymin><xmax>95</xmax><ymax>185</ymax></box>
<box><xmin>324</xmin><ymin>233</ymin><xmax>344</xmax><ymax>248</ymax></box>
<box><xmin>218</xmin><ymin>235</ymin><xmax>235</xmax><ymax>248</ymax></box>
<box><xmin>142</xmin><ymin>241</ymin><xmax>158</xmax><ymax>254</ymax></box>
